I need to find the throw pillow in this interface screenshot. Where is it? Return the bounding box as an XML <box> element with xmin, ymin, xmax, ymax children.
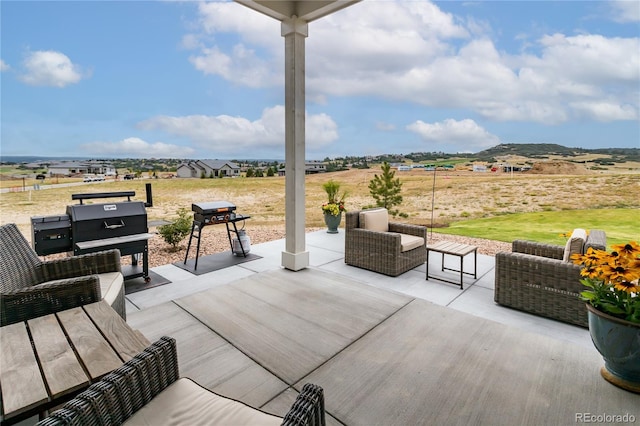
<box><xmin>359</xmin><ymin>208</ymin><xmax>389</xmax><ymax>233</ymax></box>
<box><xmin>562</xmin><ymin>228</ymin><xmax>587</xmax><ymax>262</ymax></box>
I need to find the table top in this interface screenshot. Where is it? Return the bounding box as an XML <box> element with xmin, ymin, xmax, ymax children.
<box><xmin>0</xmin><ymin>301</ymin><xmax>150</xmax><ymax>422</ymax></box>
<box><xmin>427</xmin><ymin>240</ymin><xmax>477</xmax><ymax>256</ymax></box>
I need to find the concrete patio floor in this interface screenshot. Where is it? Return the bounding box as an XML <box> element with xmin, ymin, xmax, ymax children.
<box><xmin>16</xmin><ymin>230</ymin><xmax>637</xmax><ymax>426</ymax></box>
<box><xmin>116</xmin><ymin>230</ymin><xmax>640</xmax><ymax>425</ymax></box>
<box><xmin>126</xmin><ymin>230</ymin><xmax>592</xmax><ymax>349</ymax></box>
<box><xmin>117</xmin><ymin>229</ymin><xmax>640</xmax><ymax>426</ymax></box>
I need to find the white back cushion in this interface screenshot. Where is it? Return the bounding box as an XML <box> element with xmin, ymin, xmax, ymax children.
<box><xmin>562</xmin><ymin>228</ymin><xmax>587</xmax><ymax>262</ymax></box>
<box><xmin>359</xmin><ymin>208</ymin><xmax>389</xmax><ymax>232</ymax></box>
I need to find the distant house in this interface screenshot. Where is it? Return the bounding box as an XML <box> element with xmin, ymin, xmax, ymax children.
<box><xmin>397</xmin><ymin>165</ymin><xmax>411</xmax><ymax>171</ymax></box>
<box><xmin>472</xmin><ymin>164</ymin><xmax>487</xmax><ymax>172</ymax></box>
<box><xmin>304</xmin><ymin>161</ymin><xmax>326</xmax><ymax>174</ymax></box>
<box><xmin>176</xmin><ymin>160</ymin><xmax>240</xmax><ymax>178</ymax></box>
<box><xmin>47</xmin><ymin>161</ymin><xmax>116</xmax><ymax>176</ymax></box>
<box><xmin>277</xmin><ymin>161</ymin><xmax>326</xmax><ymax>176</ymax></box>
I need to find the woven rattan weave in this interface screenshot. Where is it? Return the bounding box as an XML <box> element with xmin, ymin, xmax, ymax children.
<box><xmin>345</xmin><ymin>209</ymin><xmax>426</xmax><ymax>277</ymax></box>
<box><xmin>0</xmin><ymin>223</ymin><xmax>125</xmax><ymax>325</ymax></box>
<box><xmin>36</xmin><ymin>336</ymin><xmax>326</xmax><ymax>426</ymax></box>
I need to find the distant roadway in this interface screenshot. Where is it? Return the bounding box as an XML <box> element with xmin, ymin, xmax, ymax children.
<box><xmin>0</xmin><ymin>179</ymin><xmax>109</xmax><ymax>194</ymax></box>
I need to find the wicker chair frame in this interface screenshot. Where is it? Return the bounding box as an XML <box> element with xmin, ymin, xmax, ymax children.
<box><xmin>345</xmin><ymin>209</ymin><xmax>426</xmax><ymax>277</ymax></box>
<box><xmin>0</xmin><ymin>223</ymin><xmax>125</xmax><ymax>325</ymax></box>
<box><xmin>495</xmin><ymin>239</ymin><xmax>595</xmax><ymax>328</ymax></box>
<box><xmin>37</xmin><ymin>336</ymin><xmax>326</xmax><ymax>426</ymax></box>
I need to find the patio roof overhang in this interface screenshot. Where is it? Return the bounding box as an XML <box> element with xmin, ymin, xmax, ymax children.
<box><xmin>235</xmin><ymin>0</ymin><xmax>360</xmax><ymax>271</ymax></box>
<box><xmin>235</xmin><ymin>1</ymin><xmax>359</xmax><ymax>22</ymax></box>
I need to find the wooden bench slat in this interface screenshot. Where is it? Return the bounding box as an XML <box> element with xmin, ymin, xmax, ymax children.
<box><xmin>57</xmin><ymin>307</ymin><xmax>123</xmax><ymax>380</ymax></box>
<box><xmin>0</xmin><ymin>322</ymin><xmax>48</xmax><ymax>419</ymax></box>
<box><xmin>83</xmin><ymin>301</ymin><xmax>150</xmax><ymax>361</ymax></box>
<box><xmin>28</xmin><ymin>314</ymin><xmax>89</xmax><ymax>399</ymax></box>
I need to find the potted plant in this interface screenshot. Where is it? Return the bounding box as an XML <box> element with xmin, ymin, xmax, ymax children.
<box><xmin>571</xmin><ymin>242</ymin><xmax>640</xmax><ymax>393</ymax></box>
<box><xmin>321</xmin><ymin>180</ymin><xmax>347</xmax><ymax>234</ymax></box>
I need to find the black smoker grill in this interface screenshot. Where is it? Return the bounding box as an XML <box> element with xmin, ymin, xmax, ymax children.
<box><xmin>31</xmin><ymin>186</ymin><xmax>154</xmax><ymax>282</ymax></box>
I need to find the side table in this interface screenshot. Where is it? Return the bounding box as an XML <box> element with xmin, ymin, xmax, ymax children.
<box><xmin>426</xmin><ymin>241</ymin><xmax>477</xmax><ymax>289</ymax></box>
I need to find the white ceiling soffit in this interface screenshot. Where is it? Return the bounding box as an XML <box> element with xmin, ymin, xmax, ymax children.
<box><xmin>235</xmin><ymin>0</ymin><xmax>360</xmax><ymax>22</ymax></box>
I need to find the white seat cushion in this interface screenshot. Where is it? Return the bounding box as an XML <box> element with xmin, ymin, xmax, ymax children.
<box><xmin>400</xmin><ymin>234</ymin><xmax>425</xmax><ymax>252</ymax></box>
<box><xmin>359</xmin><ymin>208</ymin><xmax>389</xmax><ymax>232</ymax></box>
<box><xmin>123</xmin><ymin>378</ymin><xmax>282</xmax><ymax>426</ymax></box>
<box><xmin>562</xmin><ymin>228</ymin><xmax>587</xmax><ymax>262</ymax></box>
<box><xmin>98</xmin><ymin>272</ymin><xmax>123</xmax><ymax>307</ymax></box>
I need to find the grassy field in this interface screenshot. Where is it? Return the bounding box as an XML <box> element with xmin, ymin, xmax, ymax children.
<box><xmin>1</xmin><ymin>167</ymin><xmax>638</xmax><ymax>247</ymax></box>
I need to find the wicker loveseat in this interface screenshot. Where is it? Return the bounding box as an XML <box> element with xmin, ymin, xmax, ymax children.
<box><xmin>37</xmin><ymin>336</ymin><xmax>325</xmax><ymax>426</ymax></box>
<box><xmin>494</xmin><ymin>229</ymin><xmax>606</xmax><ymax>328</ymax></box>
<box><xmin>345</xmin><ymin>208</ymin><xmax>427</xmax><ymax>277</ymax></box>
<box><xmin>0</xmin><ymin>223</ymin><xmax>125</xmax><ymax>325</ymax></box>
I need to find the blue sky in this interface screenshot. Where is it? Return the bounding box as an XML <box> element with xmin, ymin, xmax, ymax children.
<box><xmin>1</xmin><ymin>1</ymin><xmax>639</xmax><ymax>160</ymax></box>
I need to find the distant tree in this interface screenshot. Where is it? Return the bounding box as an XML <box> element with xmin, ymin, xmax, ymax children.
<box><xmin>246</xmin><ymin>168</ymin><xmax>255</xmax><ymax>178</ymax></box>
<box><xmin>200</xmin><ymin>171</ymin><xmax>206</xmax><ymax>179</ymax></box>
<box><xmin>266</xmin><ymin>167</ymin><xmax>274</xmax><ymax>177</ymax></box>
<box><xmin>209</xmin><ymin>171</ymin><xmax>215</xmax><ymax>178</ymax></box>
<box><xmin>255</xmin><ymin>169</ymin><xmax>264</xmax><ymax>177</ymax></box>
<box><xmin>368</xmin><ymin>162</ymin><xmax>403</xmax><ymax>217</ymax></box>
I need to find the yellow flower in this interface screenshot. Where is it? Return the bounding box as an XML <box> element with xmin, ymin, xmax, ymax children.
<box><xmin>613</xmin><ymin>281</ymin><xmax>640</xmax><ymax>294</ymax></box>
<box><xmin>573</xmin><ymin>240</ymin><xmax>640</xmax><ymax>323</ymax></box>
<box><xmin>611</xmin><ymin>241</ymin><xmax>640</xmax><ymax>258</ymax></box>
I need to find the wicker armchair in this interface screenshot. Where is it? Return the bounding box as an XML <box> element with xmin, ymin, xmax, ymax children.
<box><xmin>0</xmin><ymin>223</ymin><xmax>125</xmax><ymax>325</ymax></box>
<box><xmin>494</xmin><ymin>230</ymin><xmax>607</xmax><ymax>328</ymax></box>
<box><xmin>37</xmin><ymin>336</ymin><xmax>326</xmax><ymax>426</ymax></box>
<box><xmin>345</xmin><ymin>208</ymin><xmax>426</xmax><ymax>277</ymax></box>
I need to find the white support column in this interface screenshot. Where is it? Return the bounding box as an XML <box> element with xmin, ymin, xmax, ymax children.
<box><xmin>281</xmin><ymin>16</ymin><xmax>309</xmax><ymax>271</ymax></box>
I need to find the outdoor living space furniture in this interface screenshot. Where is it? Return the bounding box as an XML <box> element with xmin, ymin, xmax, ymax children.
<box><xmin>0</xmin><ymin>301</ymin><xmax>149</xmax><ymax>424</ymax></box>
<box><xmin>494</xmin><ymin>229</ymin><xmax>607</xmax><ymax>328</ymax></box>
<box><xmin>0</xmin><ymin>223</ymin><xmax>126</xmax><ymax>325</ymax></box>
<box><xmin>36</xmin><ymin>336</ymin><xmax>326</xmax><ymax>426</ymax></box>
<box><xmin>426</xmin><ymin>241</ymin><xmax>477</xmax><ymax>289</ymax></box>
<box><xmin>345</xmin><ymin>208</ymin><xmax>426</xmax><ymax>277</ymax></box>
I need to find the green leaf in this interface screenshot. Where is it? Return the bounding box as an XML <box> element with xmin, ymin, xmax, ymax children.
<box><xmin>601</xmin><ymin>303</ymin><xmax>625</xmax><ymax>315</ymax></box>
<box><xmin>580</xmin><ymin>279</ymin><xmax>595</xmax><ymax>289</ymax></box>
<box><xmin>579</xmin><ymin>291</ymin><xmax>597</xmax><ymax>301</ymax></box>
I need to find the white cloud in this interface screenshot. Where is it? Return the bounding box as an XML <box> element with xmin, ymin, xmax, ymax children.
<box><xmin>0</xmin><ymin>60</ymin><xmax>9</xmax><ymax>71</ymax></box>
<box><xmin>609</xmin><ymin>0</ymin><xmax>640</xmax><ymax>23</ymax></box>
<box><xmin>137</xmin><ymin>106</ymin><xmax>338</xmax><ymax>154</ymax></box>
<box><xmin>19</xmin><ymin>50</ymin><xmax>86</xmax><ymax>87</ymax></box>
<box><xmin>407</xmin><ymin>118</ymin><xmax>500</xmax><ymax>150</ymax></box>
<box><xmin>186</xmin><ymin>2</ymin><xmax>282</xmax><ymax>88</ymax></box>
<box><xmin>569</xmin><ymin>101</ymin><xmax>637</xmax><ymax>122</ymax></box>
<box><xmin>190</xmin><ymin>1</ymin><xmax>639</xmax><ymax>125</ymax></box>
<box><xmin>189</xmin><ymin>44</ymin><xmax>277</xmax><ymax>88</ymax></box>
<box><xmin>81</xmin><ymin>137</ymin><xmax>194</xmax><ymax>158</ymax></box>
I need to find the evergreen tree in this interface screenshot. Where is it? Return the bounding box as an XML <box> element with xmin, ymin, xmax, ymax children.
<box><xmin>368</xmin><ymin>162</ymin><xmax>403</xmax><ymax>216</ymax></box>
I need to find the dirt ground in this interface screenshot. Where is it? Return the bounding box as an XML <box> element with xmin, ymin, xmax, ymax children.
<box><xmin>3</xmin><ymin>160</ymin><xmax>638</xmax><ymax>266</ymax></box>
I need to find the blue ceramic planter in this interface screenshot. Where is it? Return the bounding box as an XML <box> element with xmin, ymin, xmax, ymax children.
<box><xmin>324</xmin><ymin>212</ymin><xmax>342</xmax><ymax>234</ymax></box>
<box><xmin>586</xmin><ymin>304</ymin><xmax>640</xmax><ymax>393</ymax></box>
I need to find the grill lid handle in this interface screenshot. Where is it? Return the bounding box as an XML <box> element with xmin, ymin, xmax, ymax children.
<box><xmin>103</xmin><ymin>220</ymin><xmax>125</xmax><ymax>229</ymax></box>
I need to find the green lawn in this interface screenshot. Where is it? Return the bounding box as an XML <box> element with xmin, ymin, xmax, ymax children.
<box><xmin>434</xmin><ymin>208</ymin><xmax>639</xmax><ymax>248</ymax></box>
